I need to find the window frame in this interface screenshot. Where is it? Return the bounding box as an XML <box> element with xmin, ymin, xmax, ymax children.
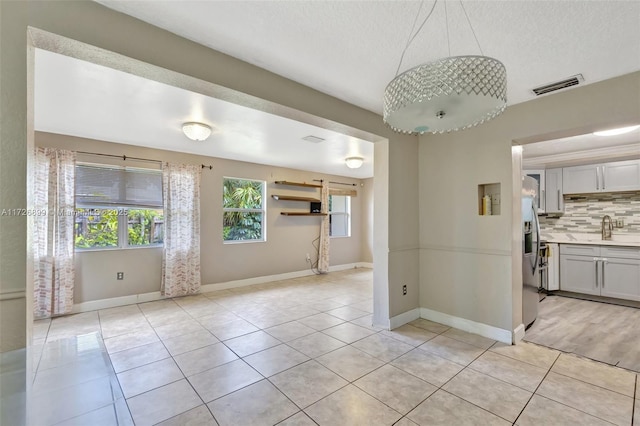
<box><xmin>328</xmin><ymin>194</ymin><xmax>351</xmax><ymax>238</ymax></box>
<box><xmin>222</xmin><ymin>176</ymin><xmax>267</xmax><ymax>244</ymax></box>
<box><xmin>74</xmin><ymin>162</ymin><xmax>164</xmax><ymax>251</ymax></box>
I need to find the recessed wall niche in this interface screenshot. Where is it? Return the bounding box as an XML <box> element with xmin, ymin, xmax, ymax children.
<box><xmin>478</xmin><ymin>183</ymin><xmax>501</xmax><ymax>216</ymax></box>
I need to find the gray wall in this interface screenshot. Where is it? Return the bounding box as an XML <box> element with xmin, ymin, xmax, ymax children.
<box><xmin>38</xmin><ymin>132</ymin><xmax>368</xmax><ymax>303</ymax></box>
<box><xmin>418</xmin><ymin>72</ymin><xmax>640</xmax><ymax>333</ymax></box>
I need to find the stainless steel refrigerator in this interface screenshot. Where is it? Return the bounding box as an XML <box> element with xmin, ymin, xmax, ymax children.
<box><xmin>522</xmin><ymin>175</ymin><xmax>540</xmax><ymax>329</ymax></box>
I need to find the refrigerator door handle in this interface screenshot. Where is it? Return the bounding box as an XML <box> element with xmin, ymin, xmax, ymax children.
<box><xmin>532</xmin><ymin>205</ymin><xmax>540</xmax><ymax>274</ymax></box>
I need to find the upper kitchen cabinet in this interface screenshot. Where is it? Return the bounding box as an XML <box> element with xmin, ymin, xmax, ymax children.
<box><xmin>544</xmin><ymin>168</ymin><xmax>564</xmax><ymax>213</ymax></box>
<box><xmin>524</xmin><ymin>169</ymin><xmax>545</xmax><ymax>211</ymax></box>
<box><xmin>602</xmin><ymin>159</ymin><xmax>640</xmax><ymax>192</ymax></box>
<box><xmin>563</xmin><ymin>159</ymin><xmax>640</xmax><ymax>194</ymax></box>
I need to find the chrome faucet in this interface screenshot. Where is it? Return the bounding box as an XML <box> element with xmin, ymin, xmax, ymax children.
<box><xmin>601</xmin><ymin>215</ymin><xmax>613</xmax><ymax>240</ymax></box>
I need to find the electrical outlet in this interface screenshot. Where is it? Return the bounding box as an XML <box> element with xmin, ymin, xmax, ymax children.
<box><xmin>402</xmin><ymin>284</ymin><xmax>407</xmax><ymax>295</ymax></box>
<box><xmin>117</xmin><ymin>272</ymin><xmax>124</xmax><ymax>280</ymax></box>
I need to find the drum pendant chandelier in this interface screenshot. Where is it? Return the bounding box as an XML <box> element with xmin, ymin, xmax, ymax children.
<box><xmin>383</xmin><ymin>0</ymin><xmax>507</xmax><ymax>135</ymax></box>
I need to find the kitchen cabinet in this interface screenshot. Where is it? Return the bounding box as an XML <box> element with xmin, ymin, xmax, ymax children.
<box><xmin>560</xmin><ymin>244</ymin><xmax>640</xmax><ymax>301</ymax></box>
<box><xmin>601</xmin><ymin>159</ymin><xmax>640</xmax><ymax>192</ymax></box>
<box><xmin>524</xmin><ymin>169</ymin><xmax>545</xmax><ymax>211</ymax></box>
<box><xmin>544</xmin><ymin>168</ymin><xmax>563</xmax><ymax>213</ymax></box>
<box><xmin>563</xmin><ymin>159</ymin><xmax>640</xmax><ymax>194</ymax></box>
<box><xmin>562</xmin><ymin>164</ymin><xmax>599</xmax><ymax>194</ymax></box>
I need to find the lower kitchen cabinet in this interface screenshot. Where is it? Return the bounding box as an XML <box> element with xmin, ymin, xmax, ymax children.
<box><xmin>560</xmin><ymin>254</ymin><xmax>600</xmax><ymax>296</ymax></box>
<box><xmin>600</xmin><ymin>256</ymin><xmax>640</xmax><ymax>300</ymax></box>
<box><xmin>559</xmin><ymin>244</ymin><xmax>640</xmax><ymax>301</ymax></box>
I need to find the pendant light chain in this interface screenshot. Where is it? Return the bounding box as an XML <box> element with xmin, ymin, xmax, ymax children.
<box><xmin>444</xmin><ymin>1</ymin><xmax>451</xmax><ymax>57</ymax></box>
<box><xmin>394</xmin><ymin>0</ymin><xmax>439</xmax><ymax>76</ymax></box>
<box><xmin>459</xmin><ymin>0</ymin><xmax>484</xmax><ymax>56</ymax></box>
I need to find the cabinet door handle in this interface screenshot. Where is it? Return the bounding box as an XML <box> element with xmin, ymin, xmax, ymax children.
<box><xmin>602</xmin><ymin>259</ymin><xmax>607</xmax><ymax>288</ymax></box>
<box><xmin>594</xmin><ymin>258</ymin><xmax>599</xmax><ymax>288</ymax></box>
<box><xmin>557</xmin><ymin>189</ymin><xmax>560</xmax><ymax>210</ymax></box>
<box><xmin>596</xmin><ymin>167</ymin><xmax>600</xmax><ymax>190</ymax></box>
<box><xmin>602</xmin><ymin>166</ymin><xmax>605</xmax><ymax>190</ymax></box>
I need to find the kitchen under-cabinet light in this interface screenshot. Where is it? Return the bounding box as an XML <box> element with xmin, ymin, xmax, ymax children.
<box><xmin>593</xmin><ymin>125</ymin><xmax>640</xmax><ymax>137</ymax></box>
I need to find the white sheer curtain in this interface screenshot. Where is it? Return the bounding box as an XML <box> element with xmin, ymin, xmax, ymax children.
<box><xmin>161</xmin><ymin>163</ymin><xmax>202</xmax><ymax>297</ymax></box>
<box><xmin>318</xmin><ymin>181</ymin><xmax>330</xmax><ymax>273</ymax></box>
<box><xmin>33</xmin><ymin>147</ymin><xmax>76</xmax><ymax>319</ymax></box>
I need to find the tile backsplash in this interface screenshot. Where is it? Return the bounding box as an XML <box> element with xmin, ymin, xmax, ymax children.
<box><xmin>539</xmin><ymin>191</ymin><xmax>640</xmax><ymax>234</ymax></box>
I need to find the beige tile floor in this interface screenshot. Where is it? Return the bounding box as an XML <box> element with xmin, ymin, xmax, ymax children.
<box><xmin>28</xmin><ymin>269</ymin><xmax>638</xmax><ymax>425</ymax></box>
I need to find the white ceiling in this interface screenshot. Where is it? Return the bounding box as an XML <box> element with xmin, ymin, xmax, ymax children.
<box><xmin>36</xmin><ymin>1</ymin><xmax>640</xmax><ymax>179</ymax></box>
<box><xmin>34</xmin><ymin>49</ymin><xmax>374</xmax><ymax>179</ymax></box>
<box><xmin>522</xmin><ymin>127</ymin><xmax>640</xmax><ymax>169</ymax></box>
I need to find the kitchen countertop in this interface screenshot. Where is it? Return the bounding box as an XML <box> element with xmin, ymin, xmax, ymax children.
<box><xmin>542</xmin><ymin>232</ymin><xmax>640</xmax><ymax>248</ymax></box>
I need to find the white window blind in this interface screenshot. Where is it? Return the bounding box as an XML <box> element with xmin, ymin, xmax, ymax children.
<box><xmin>75</xmin><ymin>164</ymin><xmax>163</xmax><ymax>207</ymax></box>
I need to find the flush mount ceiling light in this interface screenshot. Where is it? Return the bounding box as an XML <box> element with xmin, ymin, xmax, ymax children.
<box><xmin>182</xmin><ymin>122</ymin><xmax>212</xmax><ymax>141</ymax></box>
<box><xmin>345</xmin><ymin>157</ymin><xmax>364</xmax><ymax>169</ymax></box>
<box><xmin>383</xmin><ymin>0</ymin><xmax>507</xmax><ymax>135</ymax></box>
<box><xmin>593</xmin><ymin>125</ymin><xmax>640</xmax><ymax>137</ymax></box>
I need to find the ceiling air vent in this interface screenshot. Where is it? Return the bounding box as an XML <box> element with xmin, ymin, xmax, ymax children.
<box><xmin>532</xmin><ymin>74</ymin><xmax>584</xmax><ymax>96</ymax></box>
<box><xmin>301</xmin><ymin>135</ymin><xmax>325</xmax><ymax>143</ymax></box>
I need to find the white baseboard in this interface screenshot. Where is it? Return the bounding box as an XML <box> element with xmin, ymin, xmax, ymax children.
<box><xmin>419</xmin><ymin>307</ymin><xmax>512</xmax><ymax>344</ymax></box>
<box><xmin>72</xmin><ymin>263</ymin><xmax>372</xmax><ymax>313</ymax></box>
<box><xmin>72</xmin><ymin>291</ymin><xmax>163</xmax><ymax>313</ymax></box>
<box><xmin>201</xmin><ymin>262</ymin><xmax>370</xmax><ymax>293</ymax></box>
<box><xmin>513</xmin><ymin>324</ymin><xmax>525</xmax><ymax>344</ymax></box>
<box><xmin>389</xmin><ymin>308</ymin><xmax>420</xmax><ymax>329</ymax></box>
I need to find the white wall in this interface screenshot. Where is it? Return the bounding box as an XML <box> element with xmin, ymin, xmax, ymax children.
<box><xmin>419</xmin><ymin>72</ymin><xmax>640</xmax><ymax>337</ymax></box>
<box><xmin>38</xmin><ymin>132</ymin><xmax>368</xmax><ymax>303</ymax></box>
<box><xmin>360</xmin><ymin>177</ymin><xmax>374</xmax><ymax>263</ymax></box>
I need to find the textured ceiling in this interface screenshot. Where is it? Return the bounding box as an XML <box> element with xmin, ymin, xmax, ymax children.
<box><xmin>96</xmin><ymin>0</ymin><xmax>640</xmax><ymax>113</ymax></box>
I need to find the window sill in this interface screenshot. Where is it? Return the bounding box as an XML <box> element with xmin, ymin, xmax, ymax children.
<box><xmin>75</xmin><ymin>245</ymin><xmax>163</xmax><ymax>253</ymax></box>
<box><xmin>223</xmin><ymin>239</ymin><xmax>266</xmax><ymax>245</ymax></box>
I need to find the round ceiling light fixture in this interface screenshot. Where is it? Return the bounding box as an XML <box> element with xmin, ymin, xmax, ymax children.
<box><xmin>345</xmin><ymin>157</ymin><xmax>364</xmax><ymax>169</ymax></box>
<box><xmin>182</xmin><ymin>122</ymin><xmax>212</xmax><ymax>141</ymax></box>
<box><xmin>384</xmin><ymin>56</ymin><xmax>507</xmax><ymax>134</ymax></box>
<box><xmin>593</xmin><ymin>125</ymin><xmax>640</xmax><ymax>137</ymax></box>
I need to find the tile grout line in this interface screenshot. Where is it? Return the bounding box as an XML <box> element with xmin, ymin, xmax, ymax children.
<box><xmin>508</xmin><ymin>350</ymin><xmax>629</xmax><ymax>425</ymax></box>
<box><xmin>512</xmin><ymin>350</ymin><xmax>561</xmax><ymax>425</ymax></box>
<box><xmin>355</xmin><ymin>325</ymin><xmax>504</xmax><ymax>425</ymax></box>
<box><xmin>632</xmin><ymin>375</ymin><xmax>637</xmax><ymax>426</ymax></box>
<box><xmin>417</xmin><ymin>344</ymin><xmax>520</xmax><ymax>425</ymax></box>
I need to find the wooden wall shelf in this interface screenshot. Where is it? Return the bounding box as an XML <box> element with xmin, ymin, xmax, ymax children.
<box><xmin>280</xmin><ymin>212</ymin><xmax>327</xmax><ymax>216</ymax></box>
<box><xmin>274</xmin><ymin>180</ymin><xmax>322</xmax><ymax>188</ymax></box>
<box><xmin>272</xmin><ymin>195</ymin><xmax>320</xmax><ymax>202</ymax></box>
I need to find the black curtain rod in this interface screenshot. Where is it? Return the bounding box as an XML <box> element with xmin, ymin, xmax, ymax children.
<box><xmin>313</xmin><ymin>179</ymin><xmax>357</xmax><ymax>187</ymax></box>
<box><xmin>76</xmin><ymin>151</ymin><xmax>213</xmax><ymax>169</ymax></box>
